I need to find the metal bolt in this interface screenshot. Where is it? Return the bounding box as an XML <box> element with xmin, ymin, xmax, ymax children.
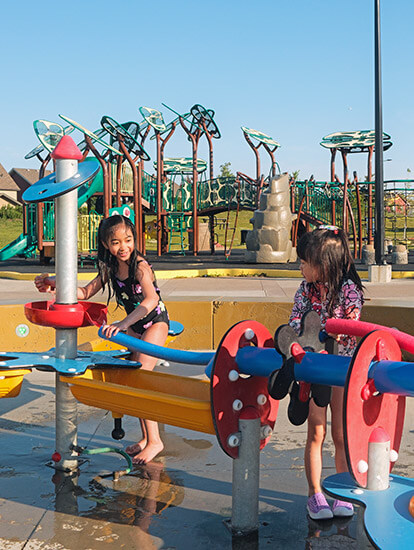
<box><xmin>228</xmin><ymin>370</ymin><xmax>239</xmax><ymax>382</ymax></box>
<box><xmin>357</xmin><ymin>460</ymin><xmax>368</xmax><ymax>474</ymax></box>
<box><xmin>390</xmin><ymin>449</ymin><xmax>399</xmax><ymax>462</ymax></box>
<box><xmin>244</xmin><ymin>328</ymin><xmax>255</xmax><ymax>340</ymax></box>
<box><xmin>227</xmin><ymin>434</ymin><xmax>241</xmax><ymax>447</ymax></box>
<box><xmin>232</xmin><ymin>399</ymin><xmax>243</xmax><ymax>411</ymax></box>
<box><xmin>257</xmin><ymin>393</ymin><xmax>267</xmax><ymax>405</ymax></box>
<box><xmin>261</xmin><ymin>425</ymin><xmax>273</xmax><ymax>438</ymax></box>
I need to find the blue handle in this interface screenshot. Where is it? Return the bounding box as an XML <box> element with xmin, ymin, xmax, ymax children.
<box><xmin>98</xmin><ymin>327</ymin><xmax>214</xmax><ymax>365</ymax></box>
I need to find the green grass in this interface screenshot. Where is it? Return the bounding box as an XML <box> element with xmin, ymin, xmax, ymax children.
<box><xmin>0</xmin><ymin>218</ymin><xmax>23</xmax><ymax>249</ymax></box>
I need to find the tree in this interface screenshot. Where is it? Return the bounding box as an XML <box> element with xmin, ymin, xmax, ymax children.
<box><xmin>290</xmin><ymin>170</ymin><xmax>300</xmax><ymax>182</ymax></box>
<box><xmin>218</xmin><ymin>162</ymin><xmax>234</xmax><ymax>179</ymax></box>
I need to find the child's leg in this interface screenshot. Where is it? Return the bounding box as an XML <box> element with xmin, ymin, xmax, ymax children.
<box><xmin>125</xmin><ymin>420</ymin><xmax>147</xmax><ymax>456</ymax></box>
<box><xmin>127</xmin><ymin>323</ymin><xmax>169</xmax><ymax>465</ymax></box>
<box><xmin>305</xmin><ymin>400</ymin><xmax>327</xmax><ymax>495</ymax></box>
<box><xmin>330</xmin><ymin>386</ymin><xmax>348</xmax><ymax>473</ymax></box>
<box><xmin>124</xmin><ymin>332</ymin><xmax>147</xmax><ymax>455</ymax></box>
<box><xmin>329</xmin><ymin>386</ymin><xmax>354</xmax><ymax>516</ymax></box>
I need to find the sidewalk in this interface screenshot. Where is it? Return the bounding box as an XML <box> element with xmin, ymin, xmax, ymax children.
<box><xmin>2</xmin><ymin>273</ymin><xmax>414</xmax><ymax>306</ymax></box>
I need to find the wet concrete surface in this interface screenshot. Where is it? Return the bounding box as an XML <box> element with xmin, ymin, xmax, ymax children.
<box><xmin>1</xmin><ymin>275</ymin><xmax>414</xmax><ymax>548</ymax></box>
<box><xmin>0</xmin><ymin>365</ymin><xmax>413</xmax><ymax>549</ymax></box>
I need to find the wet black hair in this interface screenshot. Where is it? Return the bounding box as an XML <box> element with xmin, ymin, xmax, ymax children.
<box><xmin>297</xmin><ymin>226</ymin><xmax>363</xmax><ymax>315</ymax></box>
<box><xmin>97</xmin><ymin>215</ymin><xmax>152</xmax><ymax>305</ymax></box>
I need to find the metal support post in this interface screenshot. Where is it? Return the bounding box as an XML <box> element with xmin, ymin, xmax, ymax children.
<box><xmin>231</xmin><ymin>413</ymin><xmax>261</xmax><ymax>534</ymax></box>
<box><xmin>366</xmin><ymin>427</ymin><xmax>390</xmax><ymax>491</ymax></box>
<box><xmin>54</xmin><ymin>157</ymin><xmax>79</xmax><ymax>471</ymax></box>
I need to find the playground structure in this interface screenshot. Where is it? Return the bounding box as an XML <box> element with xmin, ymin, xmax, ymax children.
<box><xmin>0</xmin><ymin>134</ymin><xmax>413</xmax><ymax>546</ymax></box>
<box><xmin>291</xmin><ymin>129</ymin><xmax>414</xmax><ymax>258</ymax></box>
<box><xmin>0</xmin><ymin>105</ymin><xmax>269</xmax><ymax>262</ymax></box>
<box><xmin>1</xmin><ymin>111</ymin><xmax>414</xmax><ymax>265</ymax></box>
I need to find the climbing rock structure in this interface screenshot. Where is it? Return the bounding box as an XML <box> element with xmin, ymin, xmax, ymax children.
<box><xmin>245</xmin><ymin>173</ymin><xmax>297</xmax><ymax>263</ymax></box>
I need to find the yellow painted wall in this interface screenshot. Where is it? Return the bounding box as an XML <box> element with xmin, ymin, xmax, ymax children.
<box><xmin>212</xmin><ymin>301</ymin><xmax>292</xmax><ymax>347</ymax></box>
<box><xmin>1</xmin><ymin>301</ymin><xmax>413</xmax><ymax>353</ymax></box>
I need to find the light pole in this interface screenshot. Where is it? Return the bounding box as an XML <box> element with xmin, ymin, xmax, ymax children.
<box><xmin>374</xmin><ymin>0</ymin><xmax>386</xmax><ymax>265</ymax></box>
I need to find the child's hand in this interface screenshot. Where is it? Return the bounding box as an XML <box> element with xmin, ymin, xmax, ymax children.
<box><xmin>101</xmin><ymin>320</ymin><xmax>129</xmax><ymax>338</ymax></box>
<box><xmin>34</xmin><ymin>273</ymin><xmax>56</xmax><ymax>293</ymax></box>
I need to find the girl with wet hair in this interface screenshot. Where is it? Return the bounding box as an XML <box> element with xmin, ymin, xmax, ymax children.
<box><xmin>35</xmin><ymin>215</ymin><xmax>169</xmax><ymax>465</ymax></box>
<box><xmin>290</xmin><ymin>225</ymin><xmax>364</xmax><ymax>520</ymax></box>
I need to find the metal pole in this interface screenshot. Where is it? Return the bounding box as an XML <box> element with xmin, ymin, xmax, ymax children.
<box><xmin>374</xmin><ymin>0</ymin><xmax>385</xmax><ymax>265</ymax></box>
<box><xmin>54</xmin><ymin>157</ymin><xmax>79</xmax><ymax>471</ymax></box>
<box><xmin>366</xmin><ymin>427</ymin><xmax>390</xmax><ymax>490</ymax></box>
<box><xmin>231</xmin><ymin>413</ymin><xmax>261</xmax><ymax>534</ymax></box>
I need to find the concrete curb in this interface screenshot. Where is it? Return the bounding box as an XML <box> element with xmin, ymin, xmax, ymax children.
<box><xmin>1</xmin><ymin>268</ymin><xmax>414</xmax><ymax>281</ymax></box>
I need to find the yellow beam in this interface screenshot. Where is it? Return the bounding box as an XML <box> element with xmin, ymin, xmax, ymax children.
<box><xmin>61</xmin><ymin>368</ymin><xmax>215</xmax><ymax>434</ymax></box>
<box><xmin>0</xmin><ymin>369</ymin><xmax>31</xmax><ymax>398</ymax></box>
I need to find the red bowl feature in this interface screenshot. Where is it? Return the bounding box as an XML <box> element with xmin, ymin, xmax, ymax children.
<box><xmin>24</xmin><ymin>301</ymin><xmax>107</xmax><ymax>329</ymax></box>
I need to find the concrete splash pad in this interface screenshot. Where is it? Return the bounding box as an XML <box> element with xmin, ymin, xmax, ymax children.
<box><xmin>1</xmin><ymin>277</ymin><xmax>414</xmax><ymax>548</ymax></box>
<box><xmin>1</xmin><ymin>365</ymin><xmax>414</xmax><ymax>549</ymax></box>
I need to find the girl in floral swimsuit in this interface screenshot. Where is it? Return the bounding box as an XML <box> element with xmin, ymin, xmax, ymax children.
<box><xmin>113</xmin><ymin>262</ymin><xmax>169</xmax><ymax>336</ymax></box>
<box><xmin>289</xmin><ymin>226</ymin><xmax>364</xmax><ymax>521</ymax></box>
<box><xmin>35</xmin><ymin>215</ymin><xmax>169</xmax><ymax>465</ymax></box>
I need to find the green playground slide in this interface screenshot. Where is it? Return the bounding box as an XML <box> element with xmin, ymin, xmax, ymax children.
<box><xmin>0</xmin><ymin>233</ymin><xmax>32</xmax><ymax>261</ymax></box>
<box><xmin>76</xmin><ymin>157</ymin><xmax>104</xmax><ymax>206</ymax></box>
<box><xmin>0</xmin><ymin>158</ymin><xmax>103</xmax><ymax>261</ymax></box>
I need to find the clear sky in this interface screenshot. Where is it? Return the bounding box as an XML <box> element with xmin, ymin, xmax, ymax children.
<box><xmin>1</xmin><ymin>0</ymin><xmax>412</xmax><ymax>183</ymax></box>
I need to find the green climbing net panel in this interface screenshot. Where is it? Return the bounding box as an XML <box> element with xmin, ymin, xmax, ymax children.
<box><xmin>320</xmin><ymin>130</ymin><xmax>392</xmax><ymax>152</ymax></box>
<box><xmin>32</xmin><ymin>119</ymin><xmax>74</xmax><ymax>153</ymax></box>
<box><xmin>154</xmin><ymin>158</ymin><xmax>207</xmax><ymax>212</ymax></box>
<box><xmin>241</xmin><ymin>127</ymin><xmax>280</xmax><ymax>148</ymax></box>
<box><xmin>100</xmin><ymin>115</ymin><xmax>150</xmax><ymax>161</ymax></box>
<box><xmin>139</xmin><ymin>106</ymin><xmax>167</xmax><ymax>133</ymax></box>
<box><xmin>59</xmin><ymin>115</ymin><xmax>122</xmax><ymax>156</ymax></box>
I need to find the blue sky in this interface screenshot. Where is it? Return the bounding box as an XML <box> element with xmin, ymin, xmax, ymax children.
<box><xmin>1</xmin><ymin>0</ymin><xmax>412</xmax><ymax>183</ymax></box>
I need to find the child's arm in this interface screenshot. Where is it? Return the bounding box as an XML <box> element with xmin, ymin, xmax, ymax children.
<box><xmin>289</xmin><ymin>281</ymin><xmax>310</xmax><ymax>334</ymax></box>
<box><xmin>34</xmin><ymin>273</ymin><xmax>56</xmax><ymax>293</ymax></box>
<box><xmin>342</xmin><ymin>281</ymin><xmax>364</xmax><ymax>321</ymax></box>
<box><xmin>34</xmin><ymin>273</ymin><xmax>103</xmax><ymax>301</ymax></box>
<box><xmin>101</xmin><ymin>262</ymin><xmax>159</xmax><ymax>338</ymax></box>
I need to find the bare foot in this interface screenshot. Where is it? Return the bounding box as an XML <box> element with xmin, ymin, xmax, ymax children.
<box><xmin>125</xmin><ymin>440</ymin><xmax>147</xmax><ymax>456</ymax></box>
<box><xmin>132</xmin><ymin>441</ymin><xmax>164</xmax><ymax>465</ymax></box>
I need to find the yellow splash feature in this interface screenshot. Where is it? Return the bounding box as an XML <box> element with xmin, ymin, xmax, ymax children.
<box><xmin>61</xmin><ymin>368</ymin><xmax>214</xmax><ymax>434</ymax></box>
<box><xmin>0</xmin><ymin>369</ymin><xmax>31</xmax><ymax>398</ymax></box>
